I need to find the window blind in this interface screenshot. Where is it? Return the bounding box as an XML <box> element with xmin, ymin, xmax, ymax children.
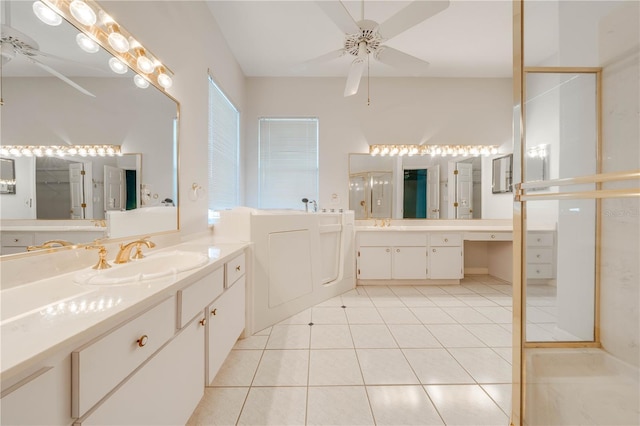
<box><xmin>258</xmin><ymin>118</ymin><xmax>318</xmax><ymax>209</ymax></box>
<box><xmin>208</xmin><ymin>76</ymin><xmax>239</xmax><ymax>218</ymax></box>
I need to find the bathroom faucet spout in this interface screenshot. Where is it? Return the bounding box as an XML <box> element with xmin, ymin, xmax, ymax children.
<box><xmin>114</xmin><ymin>237</ymin><xmax>155</xmax><ymax>264</ymax></box>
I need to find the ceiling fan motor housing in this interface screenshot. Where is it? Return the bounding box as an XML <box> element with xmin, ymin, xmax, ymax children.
<box><xmin>344</xmin><ymin>19</ymin><xmax>382</xmax><ymax>57</ymax></box>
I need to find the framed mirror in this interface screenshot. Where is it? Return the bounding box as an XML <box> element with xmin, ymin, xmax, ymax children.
<box><xmin>0</xmin><ymin>158</ymin><xmax>16</xmax><ymax>194</ymax></box>
<box><xmin>492</xmin><ymin>154</ymin><xmax>513</xmax><ymax>193</ymax></box>
<box><xmin>0</xmin><ymin>0</ymin><xmax>179</xmax><ymax>254</ymax></box>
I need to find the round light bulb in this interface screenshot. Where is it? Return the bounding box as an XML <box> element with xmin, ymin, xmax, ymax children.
<box><xmin>69</xmin><ymin>0</ymin><xmax>96</xmax><ymax>26</ymax></box>
<box><xmin>134</xmin><ymin>74</ymin><xmax>149</xmax><ymax>89</ymax></box>
<box><xmin>75</xmin><ymin>33</ymin><xmax>99</xmax><ymax>53</ymax></box>
<box><xmin>157</xmin><ymin>72</ymin><xmax>173</xmax><ymax>89</ymax></box>
<box><xmin>33</xmin><ymin>1</ymin><xmax>62</xmax><ymax>26</ymax></box>
<box><xmin>108</xmin><ymin>31</ymin><xmax>129</xmax><ymax>53</ymax></box>
<box><xmin>136</xmin><ymin>55</ymin><xmax>155</xmax><ymax>74</ymax></box>
<box><xmin>108</xmin><ymin>57</ymin><xmax>128</xmax><ymax>74</ymax></box>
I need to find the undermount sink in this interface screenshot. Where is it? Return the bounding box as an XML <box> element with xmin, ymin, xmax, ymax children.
<box><xmin>75</xmin><ymin>250</ymin><xmax>209</xmax><ymax>285</ymax></box>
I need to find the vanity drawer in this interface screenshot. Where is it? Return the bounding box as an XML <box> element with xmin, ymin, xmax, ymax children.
<box><xmin>528</xmin><ymin>232</ymin><xmax>554</xmax><ymax>247</ymax></box>
<box><xmin>226</xmin><ymin>252</ymin><xmax>246</xmax><ymax>288</ymax></box>
<box><xmin>358</xmin><ymin>231</ymin><xmax>426</xmax><ymax>246</ymax></box>
<box><xmin>429</xmin><ymin>233</ymin><xmax>462</xmax><ymax>247</ymax></box>
<box><xmin>1</xmin><ymin>232</ymin><xmax>34</xmax><ymax>247</ymax></box>
<box><xmin>178</xmin><ymin>267</ymin><xmax>224</xmax><ymax>328</ymax></box>
<box><xmin>527</xmin><ymin>263</ymin><xmax>553</xmax><ymax>279</ymax></box>
<box><xmin>527</xmin><ymin>248</ymin><xmax>553</xmax><ymax>264</ymax></box>
<box><xmin>71</xmin><ymin>296</ymin><xmax>176</xmax><ymax>418</ymax></box>
<box><xmin>464</xmin><ymin>231</ymin><xmax>512</xmax><ymax>241</ymax></box>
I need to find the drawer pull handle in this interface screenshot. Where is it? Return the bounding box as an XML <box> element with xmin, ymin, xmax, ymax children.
<box><xmin>386</xmin><ymin>248</ymin><xmax>390</xmax><ymax>252</ymax></box>
<box><xmin>536</xmin><ymin>254</ymin><xmax>541</xmax><ymax>258</ymax></box>
<box><xmin>491</xmin><ymin>234</ymin><xmax>495</xmax><ymax>239</ymax></box>
<box><xmin>235</xmin><ymin>265</ymin><xmax>241</xmax><ymax>272</ymax></box>
<box><xmin>13</xmin><ymin>238</ymin><xmax>19</xmax><ymax>242</ymax></box>
<box><xmin>396</xmin><ymin>249</ymin><xmax>400</xmax><ymax>253</ymax></box>
<box><xmin>137</xmin><ymin>335</ymin><xmax>148</xmax><ymax>348</ymax></box>
<box><xmin>200</xmin><ymin>318</ymin><xmax>207</xmax><ymax>326</ymax></box>
<box><xmin>211</xmin><ymin>308</ymin><xmax>217</xmax><ymax>316</ymax></box>
<box><xmin>444</xmin><ymin>238</ymin><xmax>448</xmax><ymax>242</ymax></box>
<box><xmin>537</xmin><ymin>238</ymin><xmax>542</xmax><ymax>242</ymax></box>
<box><xmin>432</xmin><ymin>249</ymin><xmax>436</xmax><ymax>253</ymax></box>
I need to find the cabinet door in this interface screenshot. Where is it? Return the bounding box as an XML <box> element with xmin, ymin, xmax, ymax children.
<box><xmin>429</xmin><ymin>246</ymin><xmax>463</xmax><ymax>279</ymax></box>
<box><xmin>78</xmin><ymin>317</ymin><xmax>205</xmax><ymax>426</ymax></box>
<box><xmin>357</xmin><ymin>246</ymin><xmax>391</xmax><ymax>279</ymax></box>
<box><xmin>392</xmin><ymin>246</ymin><xmax>427</xmax><ymax>279</ymax></box>
<box><xmin>207</xmin><ymin>276</ymin><xmax>246</xmax><ymax>385</ymax></box>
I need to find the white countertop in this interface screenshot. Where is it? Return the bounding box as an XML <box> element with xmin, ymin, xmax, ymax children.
<box><xmin>0</xmin><ymin>237</ymin><xmax>249</xmax><ymax>381</ymax></box>
<box><xmin>355</xmin><ymin>225</ymin><xmax>514</xmax><ymax>232</ymax></box>
<box><xmin>0</xmin><ymin>225</ymin><xmax>106</xmax><ymax>232</ymax></box>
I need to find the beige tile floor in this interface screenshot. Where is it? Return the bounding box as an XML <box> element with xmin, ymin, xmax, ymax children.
<box><xmin>188</xmin><ymin>275</ymin><xmax>513</xmax><ymax>426</ymax></box>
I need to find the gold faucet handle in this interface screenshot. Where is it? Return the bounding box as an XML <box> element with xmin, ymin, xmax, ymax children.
<box><xmin>86</xmin><ymin>245</ymin><xmax>112</xmax><ymax>270</ymax></box>
<box><xmin>131</xmin><ymin>237</ymin><xmax>156</xmax><ymax>260</ymax></box>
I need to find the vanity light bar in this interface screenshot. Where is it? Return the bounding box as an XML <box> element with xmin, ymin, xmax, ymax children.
<box><xmin>0</xmin><ymin>145</ymin><xmax>122</xmax><ymax>158</ymax></box>
<box><xmin>39</xmin><ymin>0</ymin><xmax>174</xmax><ymax>92</ymax></box>
<box><xmin>369</xmin><ymin>144</ymin><xmax>498</xmax><ymax>157</ymax></box>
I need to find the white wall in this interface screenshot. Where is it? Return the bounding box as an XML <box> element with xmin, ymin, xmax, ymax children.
<box><xmin>244</xmin><ymin>77</ymin><xmax>513</xmax><ymax>214</ymax></box>
<box><xmin>105</xmin><ymin>1</ymin><xmax>247</xmax><ymax>236</ymax></box>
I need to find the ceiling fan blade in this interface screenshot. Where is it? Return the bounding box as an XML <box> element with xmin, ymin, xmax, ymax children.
<box><xmin>293</xmin><ymin>49</ymin><xmax>347</xmax><ymax>72</ymax></box>
<box><xmin>27</xmin><ymin>56</ymin><xmax>96</xmax><ymax>97</ymax></box>
<box><xmin>315</xmin><ymin>1</ymin><xmax>360</xmax><ymax>35</ymax></box>
<box><xmin>377</xmin><ymin>0</ymin><xmax>450</xmax><ymax>40</ymax></box>
<box><xmin>375</xmin><ymin>46</ymin><xmax>430</xmax><ymax>75</ymax></box>
<box><xmin>344</xmin><ymin>57</ymin><xmax>365</xmax><ymax>97</ymax></box>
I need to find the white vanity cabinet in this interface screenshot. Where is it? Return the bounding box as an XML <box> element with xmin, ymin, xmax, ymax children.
<box><xmin>356</xmin><ymin>232</ymin><xmax>428</xmax><ymax>280</ymax></box>
<box><xmin>429</xmin><ymin>233</ymin><xmax>463</xmax><ymax>279</ymax></box>
<box><xmin>76</xmin><ymin>316</ymin><xmax>206</xmax><ymax>426</ymax></box>
<box><xmin>1</xmin><ymin>363</ymin><xmax>71</xmax><ymax>425</ymax></box>
<box><xmin>526</xmin><ymin>231</ymin><xmax>556</xmax><ymax>280</ymax></box>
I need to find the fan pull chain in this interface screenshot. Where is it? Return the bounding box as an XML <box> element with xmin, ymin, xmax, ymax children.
<box><xmin>367</xmin><ymin>53</ymin><xmax>370</xmax><ymax>106</ymax></box>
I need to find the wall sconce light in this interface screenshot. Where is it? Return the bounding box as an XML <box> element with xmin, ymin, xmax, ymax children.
<box><xmin>0</xmin><ymin>145</ymin><xmax>122</xmax><ymax>158</ymax></box>
<box><xmin>39</xmin><ymin>0</ymin><xmax>175</xmax><ymax>93</ymax></box>
<box><xmin>369</xmin><ymin>144</ymin><xmax>498</xmax><ymax>157</ymax></box>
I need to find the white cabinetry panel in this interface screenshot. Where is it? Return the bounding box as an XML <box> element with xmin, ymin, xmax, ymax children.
<box><xmin>392</xmin><ymin>246</ymin><xmax>427</xmax><ymax>279</ymax></box>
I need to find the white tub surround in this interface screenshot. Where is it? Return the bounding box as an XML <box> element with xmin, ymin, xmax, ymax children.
<box><xmin>355</xmin><ymin>219</ymin><xmax>516</xmax><ymax>284</ymax></box>
<box><xmin>216</xmin><ymin>208</ymin><xmax>355</xmax><ymax>335</ymax></box>
<box><xmin>106</xmin><ymin>206</ymin><xmax>178</xmax><ymax>239</ymax></box>
<box><xmin>0</xmin><ymin>235</ymin><xmax>249</xmax><ymax>425</ymax></box>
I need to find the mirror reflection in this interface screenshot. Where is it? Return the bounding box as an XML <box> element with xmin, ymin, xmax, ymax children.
<box><xmin>349</xmin><ymin>153</ymin><xmax>483</xmax><ymax>220</ymax></box>
<box><xmin>492</xmin><ymin>154</ymin><xmax>513</xmax><ymax>194</ymax></box>
<box><xmin>0</xmin><ymin>0</ymin><xmax>178</xmax><ymax>254</ymax></box>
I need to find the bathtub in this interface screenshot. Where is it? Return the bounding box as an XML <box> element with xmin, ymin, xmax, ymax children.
<box><xmin>216</xmin><ymin>208</ymin><xmax>355</xmax><ymax>334</ymax></box>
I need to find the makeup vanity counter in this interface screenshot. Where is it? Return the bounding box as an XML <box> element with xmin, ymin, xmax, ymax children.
<box><xmin>355</xmin><ymin>219</ymin><xmax>515</xmax><ymax>283</ymax></box>
<box><xmin>0</xmin><ymin>235</ymin><xmax>250</xmax><ymax>425</ymax></box>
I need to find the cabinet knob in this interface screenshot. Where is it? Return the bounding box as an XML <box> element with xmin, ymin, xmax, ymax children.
<box><xmin>537</xmin><ymin>238</ymin><xmax>542</xmax><ymax>242</ymax></box>
<box><xmin>491</xmin><ymin>234</ymin><xmax>496</xmax><ymax>239</ymax></box>
<box><xmin>235</xmin><ymin>265</ymin><xmax>241</xmax><ymax>272</ymax></box>
<box><xmin>137</xmin><ymin>335</ymin><xmax>148</xmax><ymax>348</ymax></box>
<box><xmin>432</xmin><ymin>249</ymin><xmax>437</xmax><ymax>253</ymax></box>
<box><xmin>536</xmin><ymin>254</ymin><xmax>541</xmax><ymax>258</ymax></box>
<box><xmin>13</xmin><ymin>238</ymin><xmax>18</xmax><ymax>242</ymax></box>
<box><xmin>444</xmin><ymin>238</ymin><xmax>448</xmax><ymax>243</ymax></box>
<box><xmin>199</xmin><ymin>318</ymin><xmax>207</xmax><ymax>326</ymax></box>
<box><xmin>396</xmin><ymin>248</ymin><xmax>400</xmax><ymax>253</ymax></box>
<box><xmin>386</xmin><ymin>248</ymin><xmax>390</xmax><ymax>252</ymax></box>
<box><xmin>211</xmin><ymin>308</ymin><xmax>217</xmax><ymax>316</ymax></box>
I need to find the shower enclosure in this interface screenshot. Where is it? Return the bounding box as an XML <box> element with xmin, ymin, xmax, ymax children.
<box><xmin>511</xmin><ymin>1</ymin><xmax>639</xmax><ymax>424</ymax></box>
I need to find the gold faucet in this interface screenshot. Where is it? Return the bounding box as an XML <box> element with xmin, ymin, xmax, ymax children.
<box><xmin>86</xmin><ymin>245</ymin><xmax>112</xmax><ymax>270</ymax></box>
<box><xmin>114</xmin><ymin>237</ymin><xmax>155</xmax><ymax>264</ymax></box>
<box><xmin>27</xmin><ymin>240</ymin><xmax>74</xmax><ymax>251</ymax></box>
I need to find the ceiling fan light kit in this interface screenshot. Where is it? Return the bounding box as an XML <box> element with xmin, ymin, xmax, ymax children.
<box><xmin>313</xmin><ymin>0</ymin><xmax>450</xmax><ymax>98</ymax></box>
<box><xmin>3</xmin><ymin>0</ymin><xmax>175</xmax><ymax>94</ymax></box>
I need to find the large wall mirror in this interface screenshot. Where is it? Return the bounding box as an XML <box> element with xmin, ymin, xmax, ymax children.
<box><xmin>0</xmin><ymin>1</ymin><xmax>179</xmax><ymax>255</ymax></box>
<box><xmin>349</xmin><ymin>153</ymin><xmax>484</xmax><ymax>220</ymax></box>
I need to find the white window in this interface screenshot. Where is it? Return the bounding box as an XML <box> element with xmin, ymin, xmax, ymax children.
<box><xmin>208</xmin><ymin>76</ymin><xmax>239</xmax><ymax>221</ymax></box>
<box><xmin>258</xmin><ymin>118</ymin><xmax>319</xmax><ymax>209</ymax></box>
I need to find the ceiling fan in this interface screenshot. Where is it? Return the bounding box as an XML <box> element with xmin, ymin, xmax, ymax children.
<box><xmin>1</xmin><ymin>1</ymin><xmax>95</xmax><ymax>98</ymax></box>
<box><xmin>312</xmin><ymin>0</ymin><xmax>450</xmax><ymax>97</ymax></box>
